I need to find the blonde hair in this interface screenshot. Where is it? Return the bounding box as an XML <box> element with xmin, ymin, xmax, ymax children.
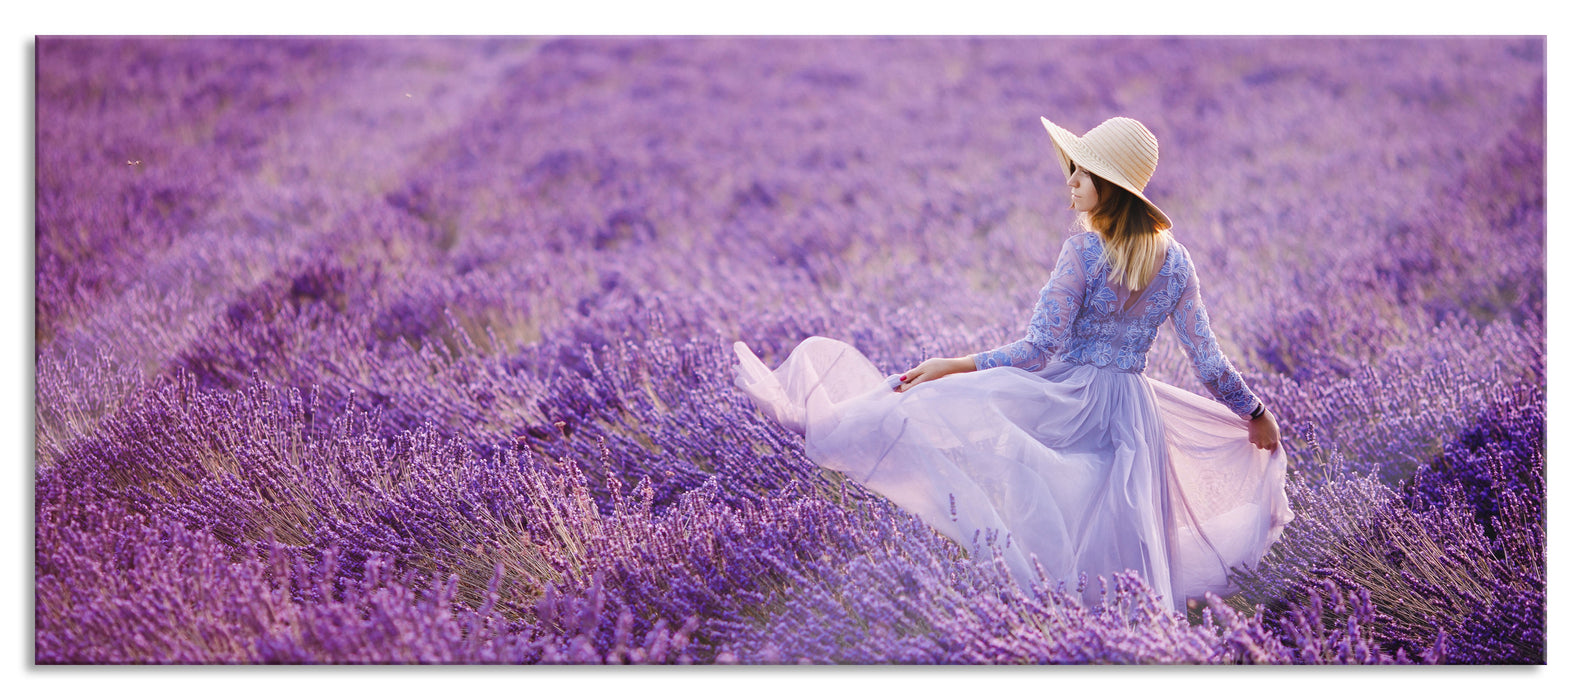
<box><xmin>1080</xmin><ymin>175</ymin><xmax>1173</xmax><ymax>291</ymax></box>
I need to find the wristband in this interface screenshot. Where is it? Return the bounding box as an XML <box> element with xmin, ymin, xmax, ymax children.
<box><xmin>1249</xmin><ymin>403</ymin><xmax>1266</xmax><ymax>420</ymax></box>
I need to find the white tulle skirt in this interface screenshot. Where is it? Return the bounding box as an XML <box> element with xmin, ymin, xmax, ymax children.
<box><xmin>733</xmin><ymin>336</ymin><xmax>1293</xmax><ymax>611</ymax></box>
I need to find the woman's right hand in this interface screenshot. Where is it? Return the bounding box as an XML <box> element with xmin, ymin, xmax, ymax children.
<box><xmin>1249</xmin><ymin>411</ymin><xmax>1281</xmax><ymax>451</ymax></box>
<box><xmin>897</xmin><ymin>356</ymin><xmax>976</xmax><ymax>393</ymax></box>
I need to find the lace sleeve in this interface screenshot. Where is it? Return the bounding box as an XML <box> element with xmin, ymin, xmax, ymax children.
<box><xmin>1170</xmin><ymin>250</ymin><xmax>1262</xmax><ymax>418</ymax></box>
<box><xmin>974</xmin><ymin>235</ymin><xmax>1086</xmax><ymax>372</ymax></box>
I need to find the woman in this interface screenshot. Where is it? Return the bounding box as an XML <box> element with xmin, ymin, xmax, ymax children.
<box><xmin>733</xmin><ymin>116</ymin><xmax>1292</xmax><ymax>611</ymax></box>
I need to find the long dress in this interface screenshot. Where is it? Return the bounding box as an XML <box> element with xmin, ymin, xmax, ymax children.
<box><xmin>732</xmin><ymin>231</ymin><xmax>1293</xmax><ymax>611</ymax></box>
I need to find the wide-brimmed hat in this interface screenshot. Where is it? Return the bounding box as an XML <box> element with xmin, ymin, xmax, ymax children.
<box><xmin>1041</xmin><ymin>116</ymin><xmax>1172</xmax><ymax>230</ymax></box>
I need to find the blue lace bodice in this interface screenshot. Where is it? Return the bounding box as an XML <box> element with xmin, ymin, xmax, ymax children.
<box><xmin>973</xmin><ymin>232</ymin><xmax>1262</xmax><ymax>418</ymax></box>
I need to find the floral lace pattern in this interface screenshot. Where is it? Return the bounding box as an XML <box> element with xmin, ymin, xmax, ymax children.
<box><xmin>974</xmin><ymin>232</ymin><xmax>1262</xmax><ymax>417</ymax></box>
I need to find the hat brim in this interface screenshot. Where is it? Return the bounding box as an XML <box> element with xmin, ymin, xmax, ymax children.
<box><xmin>1040</xmin><ymin>116</ymin><xmax>1173</xmax><ymax>230</ymax></box>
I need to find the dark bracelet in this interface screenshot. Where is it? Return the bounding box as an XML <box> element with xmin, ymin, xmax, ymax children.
<box><xmin>1249</xmin><ymin>403</ymin><xmax>1266</xmax><ymax>420</ymax></box>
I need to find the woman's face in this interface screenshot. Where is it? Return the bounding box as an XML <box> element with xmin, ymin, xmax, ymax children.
<box><xmin>1067</xmin><ymin>164</ymin><xmax>1099</xmax><ymax>213</ymax></box>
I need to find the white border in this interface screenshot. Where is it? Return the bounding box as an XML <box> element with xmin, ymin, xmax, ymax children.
<box><xmin>8</xmin><ymin>2</ymin><xmax>1571</xmax><ymax>696</ymax></box>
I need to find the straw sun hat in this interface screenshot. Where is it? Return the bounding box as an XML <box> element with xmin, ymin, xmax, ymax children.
<box><xmin>1040</xmin><ymin>116</ymin><xmax>1172</xmax><ymax>230</ymax></box>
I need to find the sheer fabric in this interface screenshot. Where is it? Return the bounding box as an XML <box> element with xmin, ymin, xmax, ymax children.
<box><xmin>975</xmin><ymin>232</ymin><xmax>1262</xmax><ymax>418</ymax></box>
<box><xmin>733</xmin><ymin>232</ymin><xmax>1292</xmax><ymax>610</ymax></box>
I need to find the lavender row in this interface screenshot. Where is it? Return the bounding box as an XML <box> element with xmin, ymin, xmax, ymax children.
<box><xmin>37</xmin><ymin>319</ymin><xmax>1543</xmax><ymax>663</ymax></box>
<box><xmin>39</xmin><ymin>374</ymin><xmax>1503</xmax><ymax>663</ymax></box>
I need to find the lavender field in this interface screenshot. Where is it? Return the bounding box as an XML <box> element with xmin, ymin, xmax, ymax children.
<box><xmin>33</xmin><ymin>36</ymin><xmax>1545</xmax><ymax>664</ymax></box>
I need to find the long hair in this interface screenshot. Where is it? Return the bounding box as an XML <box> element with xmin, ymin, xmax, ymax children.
<box><xmin>1079</xmin><ymin>175</ymin><xmax>1173</xmax><ymax>291</ymax></box>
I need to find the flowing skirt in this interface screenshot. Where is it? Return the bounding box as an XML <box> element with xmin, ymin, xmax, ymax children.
<box><xmin>732</xmin><ymin>336</ymin><xmax>1293</xmax><ymax>611</ymax></box>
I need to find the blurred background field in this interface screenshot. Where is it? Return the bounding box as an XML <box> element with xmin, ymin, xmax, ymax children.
<box><xmin>33</xmin><ymin>35</ymin><xmax>1545</xmax><ymax>664</ymax></box>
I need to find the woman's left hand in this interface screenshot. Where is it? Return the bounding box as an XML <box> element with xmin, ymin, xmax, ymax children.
<box><xmin>897</xmin><ymin>357</ymin><xmax>976</xmax><ymax>393</ymax></box>
<box><xmin>1249</xmin><ymin>411</ymin><xmax>1280</xmax><ymax>451</ymax></box>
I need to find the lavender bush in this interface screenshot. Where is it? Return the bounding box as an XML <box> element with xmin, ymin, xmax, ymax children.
<box><xmin>35</xmin><ymin>36</ymin><xmax>1544</xmax><ymax>664</ymax></box>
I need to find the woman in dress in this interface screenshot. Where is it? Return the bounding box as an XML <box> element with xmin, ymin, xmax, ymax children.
<box><xmin>733</xmin><ymin>116</ymin><xmax>1292</xmax><ymax>612</ymax></box>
